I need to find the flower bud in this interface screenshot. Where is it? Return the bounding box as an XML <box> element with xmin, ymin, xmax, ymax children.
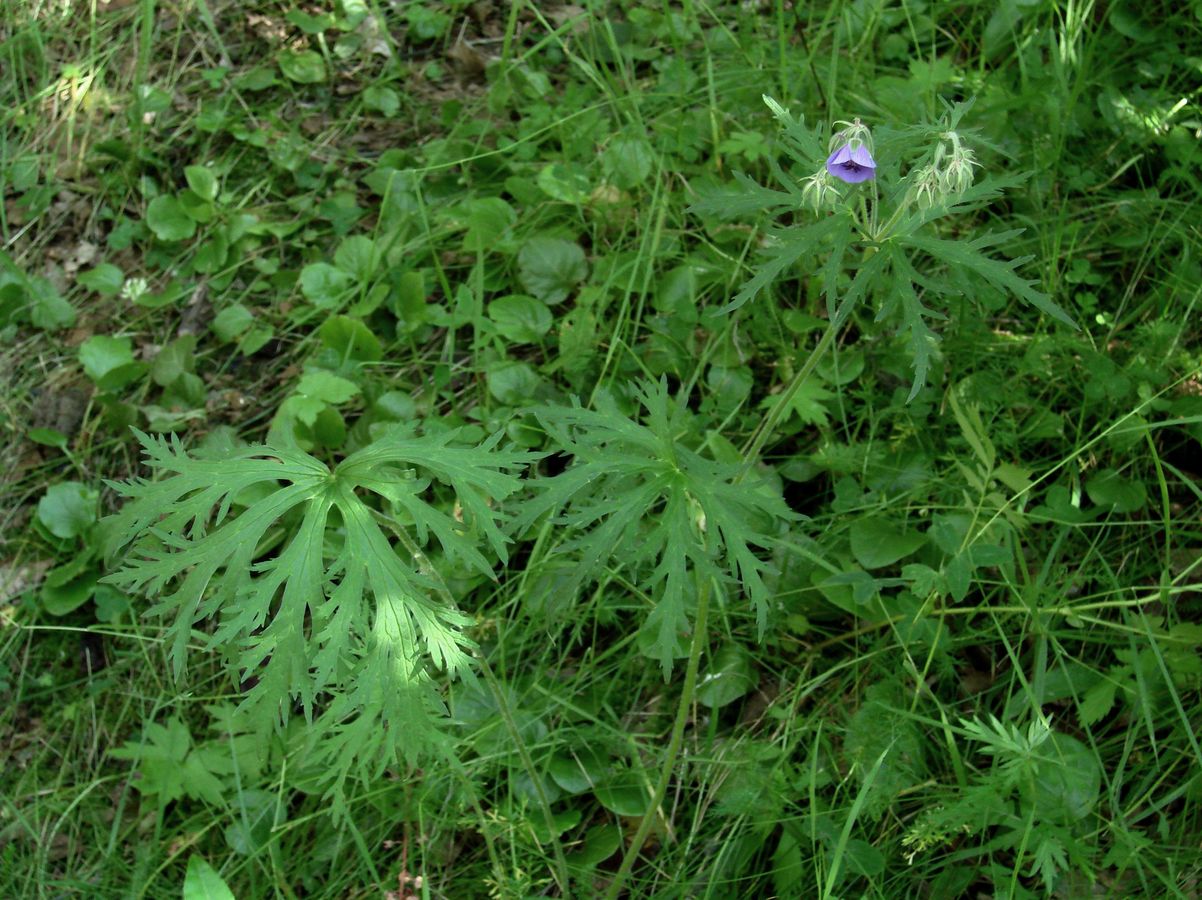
<box><xmin>800</xmin><ymin>168</ymin><xmax>842</xmax><ymax>213</ymax></box>
<box><xmin>936</xmin><ymin>131</ymin><xmax>979</xmax><ymax>195</ymax></box>
<box><xmin>940</xmin><ymin>147</ymin><xmax>978</xmax><ymax>195</ymax></box>
<box><xmin>829</xmin><ymin>117</ymin><xmax>874</xmax><ymax>156</ymax></box>
<box><xmin>912</xmin><ymin>165</ymin><xmax>942</xmax><ymax>210</ymax></box>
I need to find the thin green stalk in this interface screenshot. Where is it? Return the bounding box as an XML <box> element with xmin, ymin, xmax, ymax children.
<box><xmin>739</xmin><ymin>319</ymin><xmax>840</xmax><ymax>472</ymax></box>
<box><xmin>381</xmin><ymin>513</ymin><xmax>570</xmax><ymax>894</ymax></box>
<box><xmin>602</xmin><ymin>575</ymin><xmax>711</xmax><ymax>900</ymax></box>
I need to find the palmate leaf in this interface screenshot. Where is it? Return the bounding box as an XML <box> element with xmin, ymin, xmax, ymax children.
<box><xmin>723</xmin><ymin>214</ymin><xmax>849</xmax><ymax>314</ymax></box>
<box><xmin>102</xmin><ymin>428</ymin><xmax>534</xmax><ymax>781</ymax></box>
<box><xmin>881</xmin><ymin>244</ymin><xmax>945</xmax><ymax>400</ymax></box>
<box><xmin>901</xmin><ymin>229</ymin><xmax>1078</xmax><ymax>328</ymax></box>
<box><xmin>517</xmin><ymin>380</ymin><xmax>799</xmax><ymax>676</ymax></box>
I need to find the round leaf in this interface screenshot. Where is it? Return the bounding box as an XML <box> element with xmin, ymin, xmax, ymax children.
<box><xmin>1086</xmin><ymin>469</ymin><xmax>1146</xmax><ymax>514</ymax></box>
<box><xmin>362</xmin><ymin>85</ymin><xmax>400</xmax><ymax>116</ymax></box>
<box><xmin>318</xmin><ymin>315</ymin><xmax>382</xmax><ymax>363</ymax></box>
<box><xmin>146</xmin><ymin>195</ymin><xmax>196</xmax><ymax>242</ymax></box>
<box><xmin>488</xmin><ymin>294</ymin><xmax>552</xmax><ymax>343</ymax></box>
<box><xmin>76</xmin><ymin>263</ymin><xmax>125</xmax><ymax>296</ymax></box>
<box><xmin>536</xmin><ymin>163</ymin><xmax>592</xmax><ymax>203</ymax></box>
<box><xmin>850</xmin><ymin>517</ymin><xmax>927</xmax><ymax>569</ymax></box>
<box><xmin>184</xmin><ymin>165</ymin><xmax>218</xmax><ymax>202</ymax></box>
<box><xmin>594</xmin><ymin>767</ymin><xmax>647</xmax><ymax>816</ymax></box>
<box><xmin>517</xmin><ymin>236</ymin><xmax>588</xmax><ymax>304</ymax></box>
<box><xmin>278</xmin><ymin>49</ymin><xmax>326</xmax><ymax>84</ymax></box>
<box><xmin>696</xmin><ymin>644</ymin><xmax>757</xmax><ymax>709</ymax></box>
<box><xmin>485</xmin><ymin>360</ymin><xmax>541</xmax><ymax>405</ymax></box>
<box><xmin>300</xmin><ymin>262</ymin><xmax>354</xmax><ymax>309</ymax></box>
<box><xmin>37</xmin><ymin>481</ymin><xmax>98</xmax><ymax>540</ymax></box>
<box><xmin>79</xmin><ymin>335</ymin><xmax>147</xmax><ymax>391</ymax></box>
<box><xmin>602</xmin><ymin>137</ymin><xmax>655</xmax><ymax>189</ymax></box>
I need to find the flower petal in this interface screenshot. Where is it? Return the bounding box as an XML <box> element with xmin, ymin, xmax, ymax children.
<box><xmin>835</xmin><ymin>166</ymin><xmax>875</xmax><ymax>184</ymax></box>
<box><xmin>849</xmin><ymin>144</ymin><xmax>875</xmax><ymax>168</ymax></box>
<box><xmin>826</xmin><ymin>145</ymin><xmax>853</xmax><ymax>167</ymax></box>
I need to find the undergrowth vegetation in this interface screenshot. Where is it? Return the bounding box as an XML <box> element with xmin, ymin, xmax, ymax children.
<box><xmin>2</xmin><ymin>1</ymin><xmax>1201</xmax><ymax>897</ymax></box>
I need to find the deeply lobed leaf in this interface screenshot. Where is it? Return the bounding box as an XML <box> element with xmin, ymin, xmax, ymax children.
<box><xmin>103</xmin><ymin>427</ymin><xmax>536</xmax><ymax>780</ymax></box>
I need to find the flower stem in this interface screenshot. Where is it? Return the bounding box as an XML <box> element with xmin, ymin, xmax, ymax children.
<box><xmin>602</xmin><ymin>574</ymin><xmax>711</xmax><ymax>900</ymax></box>
<box><xmin>739</xmin><ymin>318</ymin><xmax>841</xmax><ymax>472</ymax></box>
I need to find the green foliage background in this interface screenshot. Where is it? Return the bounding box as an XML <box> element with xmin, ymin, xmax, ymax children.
<box><xmin>1</xmin><ymin>1</ymin><xmax>1201</xmax><ymax>897</ymax></box>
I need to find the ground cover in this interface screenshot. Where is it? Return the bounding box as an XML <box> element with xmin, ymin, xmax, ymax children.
<box><xmin>2</xmin><ymin>1</ymin><xmax>1201</xmax><ymax>897</ymax></box>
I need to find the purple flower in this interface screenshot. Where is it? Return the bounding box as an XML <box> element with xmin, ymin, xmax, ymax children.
<box><xmin>825</xmin><ymin>143</ymin><xmax>876</xmax><ymax>184</ymax></box>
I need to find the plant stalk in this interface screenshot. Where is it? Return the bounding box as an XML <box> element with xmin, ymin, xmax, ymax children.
<box><xmin>739</xmin><ymin>319</ymin><xmax>840</xmax><ymax>474</ymax></box>
<box><xmin>603</xmin><ymin>576</ymin><xmax>711</xmax><ymax>900</ymax></box>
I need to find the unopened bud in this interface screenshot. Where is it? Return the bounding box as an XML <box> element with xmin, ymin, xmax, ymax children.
<box><xmin>800</xmin><ymin>168</ymin><xmax>842</xmax><ymax>213</ymax></box>
<box><xmin>912</xmin><ymin>165</ymin><xmax>942</xmax><ymax>210</ymax></box>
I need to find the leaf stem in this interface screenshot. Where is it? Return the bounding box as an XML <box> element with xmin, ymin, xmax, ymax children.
<box><xmin>603</xmin><ymin>574</ymin><xmax>711</xmax><ymax>900</ymax></box>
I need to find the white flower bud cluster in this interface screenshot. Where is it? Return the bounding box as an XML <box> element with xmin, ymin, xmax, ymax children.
<box><xmin>800</xmin><ymin>169</ymin><xmax>842</xmax><ymax>214</ymax></box>
<box><xmin>121</xmin><ymin>277</ymin><xmax>150</xmax><ymax>303</ymax></box>
<box><xmin>941</xmin><ymin>132</ymin><xmax>979</xmax><ymax>193</ymax></box>
<box><xmin>912</xmin><ymin>131</ymin><xmax>980</xmax><ymax>208</ymax></box>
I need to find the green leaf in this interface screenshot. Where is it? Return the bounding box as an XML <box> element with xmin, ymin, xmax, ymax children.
<box><xmin>488</xmin><ymin>294</ymin><xmax>552</xmax><ymax>343</ymax></box>
<box><xmin>318</xmin><ymin>316</ymin><xmax>382</xmax><ymax>364</ymax></box>
<box><xmin>77</xmin><ymin>263</ymin><xmax>125</xmax><ymax>296</ymax></box>
<box><xmin>300</xmin><ymin>262</ymin><xmax>354</xmax><ymax>309</ymax></box>
<box><xmin>102</xmin><ymin>428</ymin><xmax>537</xmax><ymax>789</ymax></box>
<box><xmin>1085</xmin><ymin>469</ymin><xmax>1146</xmax><ymax>513</ymax></box>
<box><xmin>565</xmin><ymin>824</ymin><xmax>621</xmax><ymax>867</ymax></box>
<box><xmin>461</xmin><ymin>197</ymin><xmax>516</xmax><ymax>252</ymax></box>
<box><xmin>517</xmin><ymin>236</ymin><xmax>588</xmax><ymax>304</ymax></box>
<box><xmin>278</xmin><ymin>49</ymin><xmax>326</xmax><ymax>84</ymax></box>
<box><xmin>843</xmin><ymin>681</ymin><xmax>926</xmax><ymax>820</ymax></box>
<box><xmin>486</xmin><ymin>360</ymin><xmax>541</xmax><ymax>405</ymax></box>
<box><xmin>333</xmin><ymin>235</ymin><xmax>379</xmax><ymax>282</ymax></box>
<box><xmin>783</xmin><ymin>376</ymin><xmax>834</xmax><ymax>427</ymax></box>
<box><xmin>211</xmin><ymin>305</ymin><xmax>254</xmax><ymax>342</ymax></box>
<box><xmin>146</xmin><ymin>195</ymin><xmax>197</xmax><ymax>242</ymax></box>
<box><xmin>537</xmin><ymin>163</ymin><xmax>591</xmax><ymax>203</ymax></box>
<box><xmin>28</xmin><ymin>276</ymin><xmax>76</xmax><ymax>330</ymax></box>
<box><xmin>238</xmin><ymin>325</ymin><xmax>274</xmax><ymax>356</ymax></box>
<box><xmin>295</xmin><ymin>370</ymin><xmax>360</xmax><ymax>406</ymax></box>
<box><xmin>79</xmin><ymin>335</ymin><xmax>147</xmax><ymax>392</ymax></box>
<box><xmin>28</xmin><ymin>427</ymin><xmax>69</xmax><ymax>449</ymax></box>
<box><xmin>233</xmin><ymin>67</ymin><xmax>278</xmax><ymax>91</ymax></box>
<box><xmin>602</xmin><ymin>137</ymin><xmax>655</xmax><ymax>189</ymax></box>
<box><xmin>285</xmin><ymin>9</ymin><xmax>337</xmax><ymax>33</ymax></box>
<box><xmin>41</xmin><ymin>563</ymin><xmax>100</xmax><ymax>615</ymax></box>
<box><xmin>594</xmin><ymin>767</ymin><xmax>646</xmax><ymax>816</ymax></box>
<box><xmin>184</xmin><ymin>165</ymin><xmax>219</xmax><ymax>202</ymax></box>
<box><xmin>901</xmin><ymin>230</ymin><xmax>1077</xmax><ymax>328</ymax></box>
<box><xmin>722</xmin><ymin>215</ymin><xmax>845</xmax><ymax>313</ymax></box>
<box><xmin>362</xmin><ymin>85</ymin><xmax>400</xmax><ymax>116</ymax></box>
<box><xmin>696</xmin><ymin>644</ymin><xmax>756</xmax><ymax>708</ymax></box>
<box><xmin>519</xmin><ymin>379</ymin><xmax>798</xmax><ymax>677</ymax></box>
<box><xmin>1027</xmin><ymin>733</ymin><xmax>1100</xmax><ymax>823</ymax></box>
<box><xmin>1078</xmin><ymin>676</ymin><xmax>1118</xmax><ymax>727</ymax></box>
<box><xmin>850</xmin><ymin>517</ymin><xmax>927</xmax><ymax>569</ymax></box>
<box><xmin>548</xmin><ymin>747</ymin><xmax>608</xmax><ymax>794</ymax></box>
<box><xmin>151</xmin><ymin>335</ymin><xmax>197</xmax><ymax>387</ymax></box>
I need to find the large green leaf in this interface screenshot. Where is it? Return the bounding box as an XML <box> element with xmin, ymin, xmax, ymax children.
<box><xmin>103</xmin><ymin>428</ymin><xmax>536</xmax><ymax>786</ymax></box>
<box><xmin>849</xmin><ymin>517</ymin><xmax>926</xmax><ymax>569</ymax></box>
<box><xmin>518</xmin><ymin>379</ymin><xmax>798</xmax><ymax>676</ymax></box>
<box><xmin>517</xmin><ymin>236</ymin><xmax>588</xmax><ymax>304</ymax></box>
